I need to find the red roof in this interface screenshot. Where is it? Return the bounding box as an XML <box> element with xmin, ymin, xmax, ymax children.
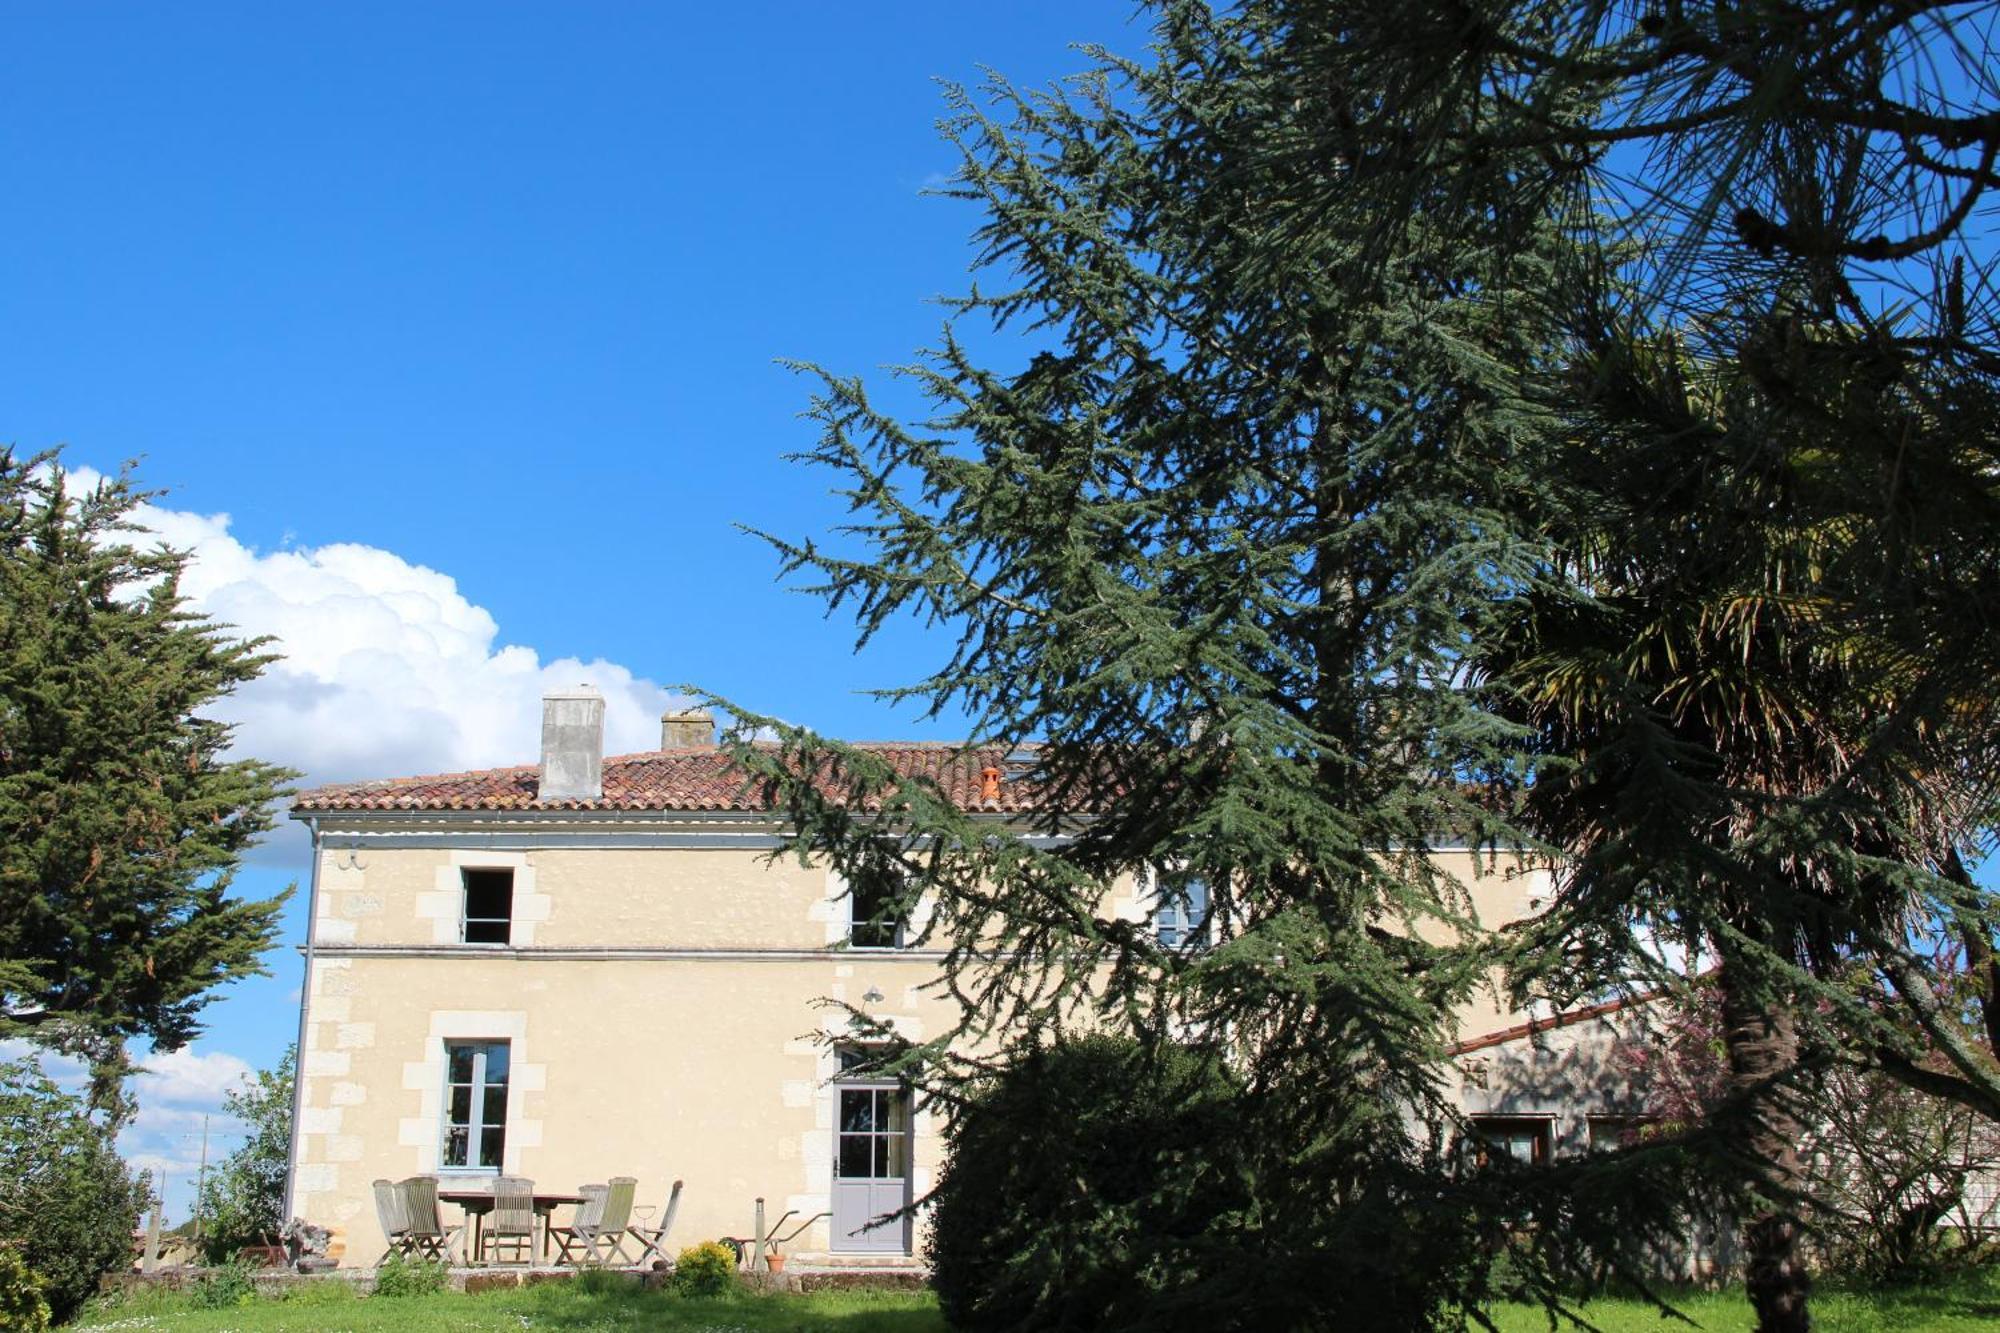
<box><xmin>292</xmin><ymin>743</ymin><xmax>1046</xmax><ymax>814</ymax></box>
<box><xmin>1447</xmin><ymin>991</ymin><xmax>1658</xmax><ymax>1056</ymax></box>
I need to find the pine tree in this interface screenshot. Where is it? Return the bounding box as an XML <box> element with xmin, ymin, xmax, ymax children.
<box><xmin>720</xmin><ymin>4</ymin><xmax>1695</xmax><ymax>1323</ymax></box>
<box><xmin>0</xmin><ymin>453</ymin><xmax>294</xmax><ymax>1121</ymax></box>
<box><xmin>1212</xmin><ymin>6</ymin><xmax>1997</xmax><ymax>1329</ymax></box>
<box><xmin>1478</xmin><ymin>323</ymin><xmax>2000</xmax><ymax>1331</ymax></box>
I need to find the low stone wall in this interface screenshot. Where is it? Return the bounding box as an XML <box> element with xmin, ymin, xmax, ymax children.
<box><xmin>106</xmin><ymin>1263</ymin><xmax>929</xmax><ymax>1297</ymax></box>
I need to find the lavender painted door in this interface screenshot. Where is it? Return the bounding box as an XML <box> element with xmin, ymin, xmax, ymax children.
<box><xmin>832</xmin><ymin>1083</ymin><xmax>910</xmax><ymax>1253</ymax></box>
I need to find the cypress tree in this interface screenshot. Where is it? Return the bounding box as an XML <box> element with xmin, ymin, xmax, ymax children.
<box><xmin>0</xmin><ymin>453</ymin><xmax>294</xmax><ymax>1122</ymax></box>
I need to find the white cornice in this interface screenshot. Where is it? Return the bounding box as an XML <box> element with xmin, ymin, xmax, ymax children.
<box><xmin>301</xmin><ymin>807</ymin><xmax>1082</xmax><ymax>850</ymax></box>
<box><xmin>307</xmin><ymin>943</ymin><xmax>955</xmax><ymax>963</ymax></box>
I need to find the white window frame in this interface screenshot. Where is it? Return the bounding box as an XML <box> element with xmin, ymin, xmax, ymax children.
<box><xmin>439</xmin><ymin>1039</ymin><xmax>510</xmax><ymax>1174</ymax></box>
<box><xmin>846</xmin><ymin>858</ymin><xmax>908</xmax><ymax>951</ymax></box>
<box><xmin>459</xmin><ymin>867</ymin><xmax>515</xmax><ymax>947</ymax></box>
<box><xmin>1150</xmin><ymin>867</ymin><xmax>1212</xmax><ymax>950</ymax></box>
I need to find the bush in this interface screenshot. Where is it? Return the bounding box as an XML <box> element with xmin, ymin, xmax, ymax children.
<box><xmin>671</xmin><ymin>1241</ymin><xmax>738</xmax><ymax>1297</ymax></box>
<box><xmin>0</xmin><ymin>1244</ymin><xmax>50</xmax><ymax>1333</ymax></box>
<box><xmin>0</xmin><ymin>1058</ymin><xmax>148</xmax><ymax>1325</ymax></box>
<box><xmin>371</xmin><ymin>1253</ymin><xmax>449</xmax><ymax>1298</ymax></box>
<box><xmin>276</xmin><ymin>1277</ymin><xmax>357</xmax><ymax>1306</ymax></box>
<box><xmin>189</xmin><ymin>1259</ymin><xmax>257</xmax><ymax>1310</ymax></box>
<box><xmin>572</xmin><ymin>1268</ymin><xmax>634</xmax><ymax>1297</ymax></box>
<box><xmin>926</xmin><ymin>1035</ymin><xmax>1251</xmax><ymax>1332</ymax></box>
<box><xmin>195</xmin><ymin>1048</ymin><xmax>294</xmax><ymax>1263</ymax></box>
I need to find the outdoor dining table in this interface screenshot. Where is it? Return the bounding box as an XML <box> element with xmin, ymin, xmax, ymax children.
<box><xmin>438</xmin><ymin>1188</ymin><xmax>587</xmax><ymax>1265</ymax></box>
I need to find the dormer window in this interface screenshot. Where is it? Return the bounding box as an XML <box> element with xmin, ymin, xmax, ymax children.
<box><xmin>462</xmin><ymin>868</ymin><xmax>514</xmax><ymax>945</ymax></box>
<box><xmin>1153</xmin><ymin>872</ymin><xmax>1210</xmax><ymax>949</ymax></box>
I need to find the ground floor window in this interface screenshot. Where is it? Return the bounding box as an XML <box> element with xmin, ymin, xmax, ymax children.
<box><xmin>442</xmin><ymin>1040</ymin><xmax>510</xmax><ymax>1171</ymax></box>
<box><xmin>837</xmin><ymin>1085</ymin><xmax>909</xmax><ymax>1180</ymax></box>
<box><xmin>1470</xmin><ymin>1114</ymin><xmax>1554</xmax><ymax>1166</ymax></box>
<box><xmin>1585</xmin><ymin>1115</ymin><xmax>1656</xmax><ymax>1153</ymax></box>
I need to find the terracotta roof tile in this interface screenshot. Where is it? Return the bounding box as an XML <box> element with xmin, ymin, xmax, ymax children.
<box><xmin>292</xmin><ymin>743</ymin><xmax>1047</xmax><ymax>815</ymax></box>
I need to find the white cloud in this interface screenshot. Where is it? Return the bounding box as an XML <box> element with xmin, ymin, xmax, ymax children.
<box><xmin>60</xmin><ymin>468</ymin><xmax>686</xmax><ymax>792</ymax></box>
<box><xmin>125</xmin><ymin>1046</ymin><xmax>261</xmax><ymax>1217</ymax></box>
<box><xmin>0</xmin><ymin>1039</ymin><xmax>88</xmax><ymax>1088</ymax></box>
<box><xmin>133</xmin><ymin>1046</ymin><xmax>254</xmax><ymax>1107</ymax></box>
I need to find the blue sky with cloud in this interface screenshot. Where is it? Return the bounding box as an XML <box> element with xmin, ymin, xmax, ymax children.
<box><xmin>3</xmin><ymin>1</ymin><xmax>1141</xmax><ymax>1222</ymax></box>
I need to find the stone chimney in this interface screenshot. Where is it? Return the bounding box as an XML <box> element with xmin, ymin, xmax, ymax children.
<box><xmin>538</xmin><ymin>687</ymin><xmax>605</xmax><ymax>801</ymax></box>
<box><xmin>660</xmin><ymin>706</ymin><xmax>715</xmax><ymax>749</ymax></box>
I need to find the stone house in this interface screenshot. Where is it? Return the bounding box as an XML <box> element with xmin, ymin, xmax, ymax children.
<box><xmin>283</xmin><ymin>688</ymin><xmax>1629</xmax><ymax>1267</ymax></box>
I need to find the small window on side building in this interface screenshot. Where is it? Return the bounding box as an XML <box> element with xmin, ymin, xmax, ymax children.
<box><xmin>1470</xmin><ymin>1115</ymin><xmax>1554</xmax><ymax>1167</ymax></box>
<box><xmin>462</xmin><ymin>868</ymin><xmax>514</xmax><ymax>945</ymax></box>
<box><xmin>1586</xmin><ymin>1115</ymin><xmax>1655</xmax><ymax>1153</ymax></box>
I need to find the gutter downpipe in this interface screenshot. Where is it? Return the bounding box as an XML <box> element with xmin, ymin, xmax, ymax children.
<box><xmin>280</xmin><ymin>814</ymin><xmax>321</xmax><ymax>1225</ymax></box>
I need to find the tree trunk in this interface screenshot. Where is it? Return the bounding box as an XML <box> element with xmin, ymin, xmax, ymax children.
<box><xmin>1718</xmin><ymin>957</ymin><xmax>1813</xmax><ymax>1333</ymax></box>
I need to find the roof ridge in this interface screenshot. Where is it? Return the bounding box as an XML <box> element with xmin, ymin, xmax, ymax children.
<box><xmin>295</xmin><ymin>761</ymin><xmax>538</xmax><ymax>793</ymax></box>
<box><xmin>291</xmin><ymin>741</ymin><xmax>1054</xmax><ymax>815</ymax></box>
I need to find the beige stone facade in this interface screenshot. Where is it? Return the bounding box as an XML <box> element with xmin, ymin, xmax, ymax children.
<box><xmin>285</xmin><ymin>803</ymin><xmax>1551</xmax><ymax>1267</ymax></box>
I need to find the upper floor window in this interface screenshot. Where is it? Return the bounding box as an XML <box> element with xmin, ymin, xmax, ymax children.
<box><xmin>462</xmin><ymin>868</ymin><xmax>514</xmax><ymax>945</ymax></box>
<box><xmin>441</xmin><ymin>1040</ymin><xmax>509</xmax><ymax>1171</ymax></box>
<box><xmin>848</xmin><ymin>860</ymin><xmax>907</xmax><ymax>950</ymax></box>
<box><xmin>1153</xmin><ymin>872</ymin><xmax>1210</xmax><ymax>949</ymax></box>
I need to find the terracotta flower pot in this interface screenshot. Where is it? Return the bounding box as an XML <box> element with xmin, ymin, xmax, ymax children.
<box><xmin>765</xmin><ymin>1253</ymin><xmax>786</xmax><ymax>1273</ymax></box>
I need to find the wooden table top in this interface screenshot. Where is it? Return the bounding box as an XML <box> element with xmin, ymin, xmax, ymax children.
<box><xmin>438</xmin><ymin>1189</ymin><xmax>587</xmax><ymax>1210</ymax></box>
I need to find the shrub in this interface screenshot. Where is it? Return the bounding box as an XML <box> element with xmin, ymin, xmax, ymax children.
<box><xmin>371</xmin><ymin>1253</ymin><xmax>449</xmax><ymax>1298</ymax></box>
<box><xmin>195</xmin><ymin>1049</ymin><xmax>294</xmax><ymax>1263</ymax></box>
<box><xmin>0</xmin><ymin>1244</ymin><xmax>50</xmax><ymax>1333</ymax></box>
<box><xmin>276</xmin><ymin>1277</ymin><xmax>358</xmax><ymax>1306</ymax></box>
<box><xmin>671</xmin><ymin>1241</ymin><xmax>737</xmax><ymax>1297</ymax></box>
<box><xmin>189</xmin><ymin>1259</ymin><xmax>257</xmax><ymax>1310</ymax></box>
<box><xmin>926</xmin><ymin>1035</ymin><xmax>1251</xmax><ymax>1332</ymax></box>
<box><xmin>572</xmin><ymin>1268</ymin><xmax>633</xmax><ymax>1297</ymax></box>
<box><xmin>0</xmin><ymin>1058</ymin><xmax>148</xmax><ymax>1325</ymax></box>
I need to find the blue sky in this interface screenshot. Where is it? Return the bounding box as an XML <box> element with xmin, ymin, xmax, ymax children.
<box><xmin>3</xmin><ymin>0</ymin><xmax>1146</xmax><ymax>1220</ymax></box>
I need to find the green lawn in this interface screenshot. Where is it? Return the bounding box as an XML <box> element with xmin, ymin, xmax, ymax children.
<box><xmin>68</xmin><ymin>1266</ymin><xmax>2000</xmax><ymax>1331</ymax></box>
<box><xmin>72</xmin><ymin>1280</ymin><xmax>948</xmax><ymax>1333</ymax></box>
<box><xmin>1485</xmin><ymin>1268</ymin><xmax>2000</xmax><ymax>1333</ymax></box>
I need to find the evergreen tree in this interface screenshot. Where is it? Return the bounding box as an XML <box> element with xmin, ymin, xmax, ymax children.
<box><xmin>1479</xmin><ymin>324</ymin><xmax>1999</xmax><ymax>1331</ymax></box>
<box><xmin>722</xmin><ymin>4</ymin><xmax>1698</xmax><ymax>1323</ymax></box>
<box><xmin>1222</xmin><ymin>6</ymin><xmax>1997</xmax><ymax>1329</ymax></box>
<box><xmin>0</xmin><ymin>453</ymin><xmax>294</xmax><ymax>1120</ymax></box>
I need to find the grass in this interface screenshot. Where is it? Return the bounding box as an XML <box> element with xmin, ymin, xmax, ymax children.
<box><xmin>66</xmin><ymin>1265</ymin><xmax>2000</xmax><ymax>1331</ymax></box>
<box><xmin>70</xmin><ymin>1277</ymin><xmax>948</xmax><ymax>1332</ymax></box>
<box><xmin>1485</xmin><ymin>1267</ymin><xmax>2000</xmax><ymax>1333</ymax></box>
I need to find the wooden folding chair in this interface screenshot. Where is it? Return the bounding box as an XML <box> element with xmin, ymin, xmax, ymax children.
<box><xmin>480</xmin><ymin>1176</ymin><xmax>537</xmax><ymax>1266</ymax></box>
<box><xmin>550</xmin><ymin>1184</ymin><xmax>608</xmax><ymax>1265</ymax></box>
<box><xmin>628</xmin><ymin>1179</ymin><xmax>683</xmax><ymax>1266</ymax></box>
<box><xmin>372</xmin><ymin>1178</ymin><xmax>415</xmax><ymax>1264</ymax></box>
<box><xmin>398</xmin><ymin>1175</ymin><xmax>463</xmax><ymax>1264</ymax></box>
